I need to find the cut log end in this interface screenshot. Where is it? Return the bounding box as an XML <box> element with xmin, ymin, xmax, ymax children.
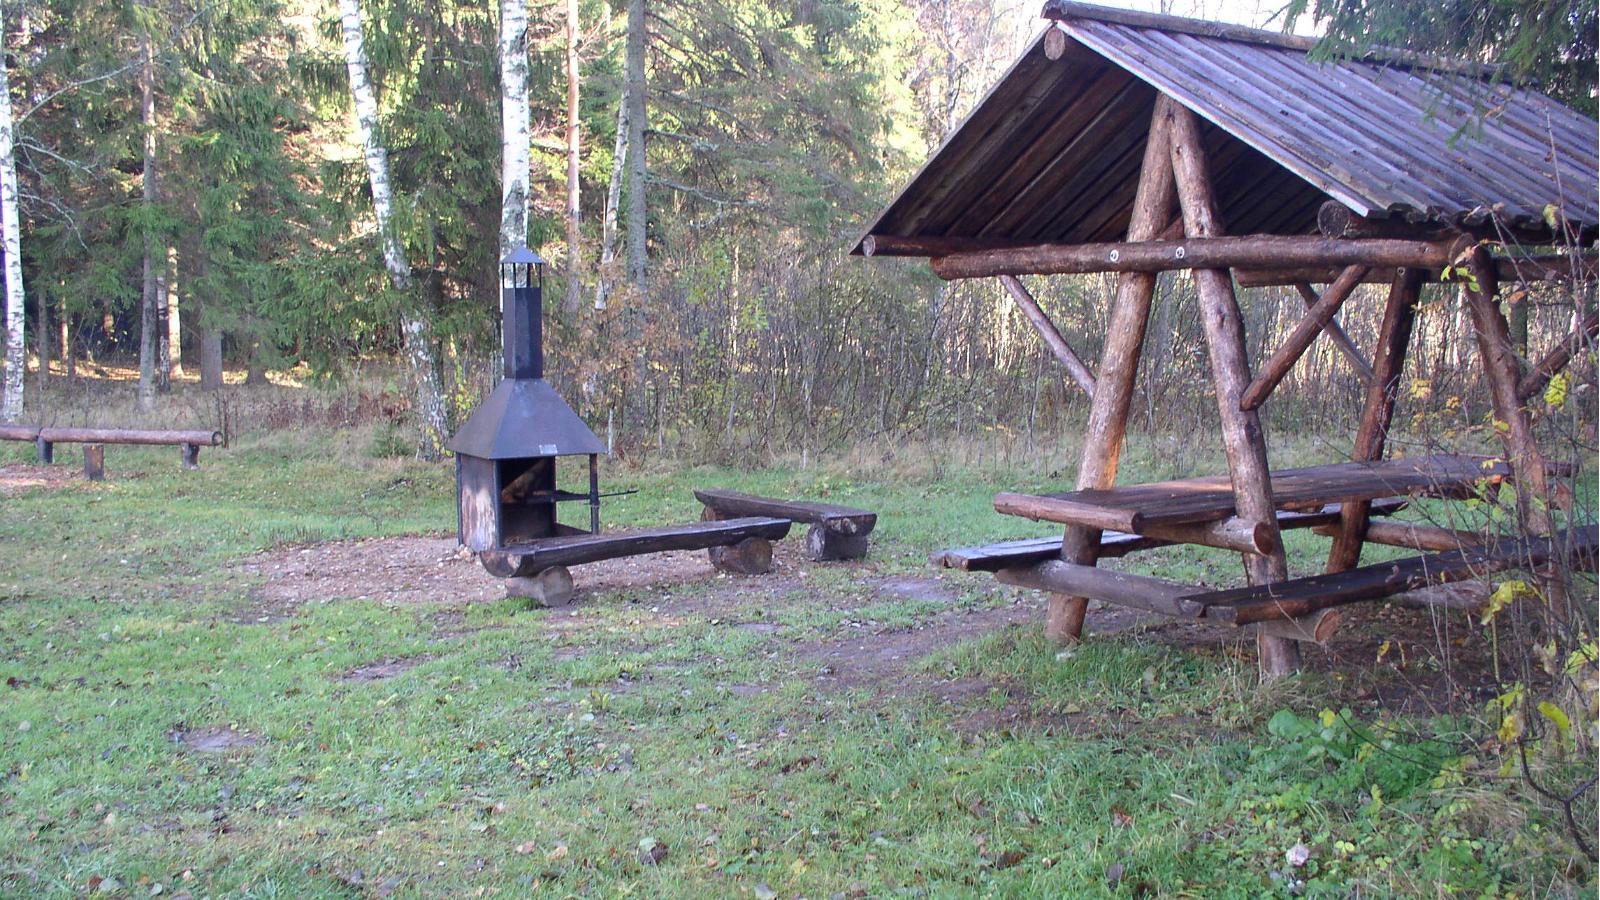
<box><xmin>1253</xmin><ymin>608</ymin><xmax>1343</xmax><ymax>645</ymax></box>
<box><xmin>709</xmin><ymin>537</ymin><xmax>775</xmax><ymax>575</ymax></box>
<box><xmin>805</xmin><ymin>524</ymin><xmax>869</xmax><ymax>561</ymax></box>
<box><xmin>1043</xmin><ymin>27</ymin><xmax>1069</xmax><ymax>60</ymax></box>
<box><xmin>507</xmin><ymin>565</ymin><xmax>575</xmax><ymax>607</ymax></box>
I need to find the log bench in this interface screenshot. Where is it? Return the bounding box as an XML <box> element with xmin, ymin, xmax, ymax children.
<box><xmin>0</xmin><ymin>424</ymin><xmax>222</xmax><ymax>477</ymax></box>
<box><xmin>479</xmin><ymin>516</ymin><xmax>793</xmax><ymax>605</ymax></box>
<box><xmin>695</xmin><ymin>489</ymin><xmax>877</xmax><ymax>561</ymax></box>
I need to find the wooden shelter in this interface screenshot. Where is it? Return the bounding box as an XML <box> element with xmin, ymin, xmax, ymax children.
<box><xmin>859</xmin><ymin>1</ymin><xmax>1599</xmax><ymax>677</ymax></box>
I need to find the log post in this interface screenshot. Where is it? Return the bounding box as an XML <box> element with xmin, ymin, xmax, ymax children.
<box><xmin>804</xmin><ymin>524</ymin><xmax>869</xmax><ymax>561</ymax></box>
<box><xmin>83</xmin><ymin>444</ymin><xmax>105</xmax><ymax>482</ymax></box>
<box><xmin>181</xmin><ymin>442</ymin><xmax>201</xmax><ymax>469</ymax></box>
<box><xmin>1050</xmin><ymin>93</ymin><xmax>1178</xmax><ymax>644</ymax></box>
<box><xmin>1241</xmin><ymin>265</ymin><xmax>1368</xmax><ymax>409</ymax></box>
<box><xmin>709</xmin><ymin>537</ymin><xmax>775</xmax><ymax>575</ymax></box>
<box><xmin>998</xmin><ymin>275</ymin><xmax>1097</xmax><ymax>397</ymax></box>
<box><xmin>1462</xmin><ymin>246</ymin><xmax>1565</xmax><ymax>614</ymax></box>
<box><xmin>1325</xmin><ymin>267</ymin><xmax>1425</xmax><ymax>573</ymax></box>
<box><xmin>35</xmin><ymin>436</ymin><xmax>52</xmax><ymax>464</ymax></box>
<box><xmin>507</xmin><ymin>565</ymin><xmax>575</xmax><ymax>607</ymax></box>
<box><xmin>1167</xmin><ymin>101</ymin><xmax>1297</xmax><ymax>679</ymax></box>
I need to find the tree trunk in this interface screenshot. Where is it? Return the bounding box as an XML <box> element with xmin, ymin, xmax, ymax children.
<box><xmin>562</xmin><ymin>0</ymin><xmax>581</xmax><ymax>312</ymax></box>
<box><xmin>166</xmin><ymin>245</ymin><xmax>182</xmax><ymax>377</ymax></box>
<box><xmin>138</xmin><ymin>35</ymin><xmax>159</xmax><ymax>412</ymax></box>
<box><xmin>498</xmin><ymin>0</ymin><xmax>529</xmax><ymax>258</ymax></box>
<box><xmin>199</xmin><ymin>324</ymin><xmax>223</xmax><ymax>390</ymax></box>
<box><xmin>339</xmin><ymin>0</ymin><xmax>449</xmax><ymax>459</ymax></box>
<box><xmin>61</xmin><ymin>299</ymin><xmax>73</xmax><ymax>381</ymax></box>
<box><xmin>0</xmin><ymin>0</ymin><xmax>24</xmax><ymax>421</ymax></box>
<box><xmin>595</xmin><ymin>96</ymin><xmax>626</xmax><ymax>311</ymax></box>
<box><xmin>35</xmin><ymin>283</ymin><xmax>49</xmax><ymax>392</ymax></box>
<box><xmin>623</xmin><ymin>0</ymin><xmax>648</xmax><ymax>294</ymax></box>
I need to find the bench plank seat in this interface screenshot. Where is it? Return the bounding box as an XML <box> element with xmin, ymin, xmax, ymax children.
<box><xmin>934</xmin><ymin>500</ymin><xmax>1409</xmax><ymax>571</ymax></box>
<box><xmin>1189</xmin><ymin>525</ymin><xmax>1598</xmax><ymax>625</ymax></box>
<box><xmin>995</xmin><ymin>454</ymin><xmax>1518</xmax><ymax>533</ymax></box>
<box><xmin>695</xmin><ymin>489</ymin><xmax>876</xmax><ymax>535</ymax></box>
<box><xmin>483</xmin><ymin>516</ymin><xmax>792</xmax><ymax>575</ymax></box>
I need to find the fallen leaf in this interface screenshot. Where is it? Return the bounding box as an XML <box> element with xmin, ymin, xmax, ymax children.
<box><xmin>753</xmin><ymin>882</ymin><xmax>778</xmax><ymax>900</ymax></box>
<box><xmin>1110</xmin><ymin>805</ymin><xmax>1133</xmax><ymax>828</ymax></box>
<box><xmin>1286</xmin><ymin>842</ymin><xmax>1311</xmax><ymax>867</ymax></box>
<box><xmin>1106</xmin><ymin>862</ymin><xmax>1125</xmax><ymax>888</ymax></box>
<box><xmin>638</xmin><ymin>837</ymin><xmax>668</xmax><ymax>866</ymax></box>
<box><xmin>546</xmin><ymin>845</ymin><xmax>568</xmax><ymax>862</ymax></box>
<box><xmin>514</xmin><ymin>842</ymin><xmax>536</xmax><ymax>855</ymax></box>
<box><xmin>991</xmin><ymin>850</ymin><xmax>1027</xmax><ymax>869</ymax></box>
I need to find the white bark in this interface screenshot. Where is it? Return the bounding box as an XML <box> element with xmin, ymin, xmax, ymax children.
<box><xmin>339</xmin><ymin>0</ymin><xmax>449</xmax><ymax>458</ymax></box>
<box><xmin>498</xmin><ymin>0</ymin><xmax>529</xmax><ymax>260</ymax></box>
<box><xmin>595</xmin><ymin>96</ymin><xmax>626</xmax><ymax>311</ymax></box>
<box><xmin>563</xmin><ymin>0</ymin><xmax>581</xmax><ymax>312</ymax></box>
<box><xmin>0</xmin><ymin>1</ymin><xmax>23</xmax><ymax>422</ymax></box>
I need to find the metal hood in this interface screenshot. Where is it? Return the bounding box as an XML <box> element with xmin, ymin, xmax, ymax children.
<box><xmin>447</xmin><ymin>378</ymin><xmax>607</xmax><ymax>459</ymax></box>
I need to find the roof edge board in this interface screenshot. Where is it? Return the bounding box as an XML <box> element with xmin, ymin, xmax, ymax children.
<box><xmin>1042</xmin><ymin>0</ymin><xmax>1505</xmax><ymax>80</ymax></box>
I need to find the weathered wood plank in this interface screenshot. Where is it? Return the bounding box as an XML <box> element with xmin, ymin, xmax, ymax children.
<box><xmin>1233</xmin><ymin>254</ymin><xmax>1598</xmax><ymax>288</ymax></box>
<box><xmin>996</xmin><ymin>560</ymin><xmax>1205</xmax><ymax>618</ymax></box>
<box><xmin>694</xmin><ymin>489</ymin><xmax>876</xmax><ymax>536</ymax></box>
<box><xmin>481</xmin><ymin>516</ymin><xmax>793</xmax><ymax>577</ymax></box>
<box><xmin>1193</xmin><ymin>526</ymin><xmax>1599</xmax><ymax>625</ymax></box>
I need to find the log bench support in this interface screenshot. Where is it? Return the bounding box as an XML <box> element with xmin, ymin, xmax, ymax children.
<box><xmin>695</xmin><ymin>489</ymin><xmax>877</xmax><ymax>562</ymax></box>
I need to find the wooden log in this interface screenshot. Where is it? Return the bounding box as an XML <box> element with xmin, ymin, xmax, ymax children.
<box><xmin>1167</xmin><ymin>101</ymin><xmax>1298</xmax><ymax>679</ymax></box>
<box><xmin>860</xmin><ymin>234</ymin><xmax>1038</xmax><ymax>258</ymax></box>
<box><xmin>1241</xmin><ymin>265</ymin><xmax>1369</xmax><ymax>410</ymax></box>
<box><xmin>1234</xmin><ymin>254</ymin><xmax>1598</xmax><ymax>288</ymax></box>
<box><xmin>1517</xmin><ymin>310</ymin><xmax>1598</xmax><ymax>402</ymax></box>
<box><xmin>506</xmin><ymin>565</ymin><xmax>574</xmax><ymax>607</ymax></box>
<box><xmin>1042</xmin><ymin>25</ymin><xmax>1069</xmax><ymax>60</ymax></box>
<box><xmin>998</xmin><ymin>275</ymin><xmax>1097</xmax><ymax>397</ymax></box>
<box><xmin>694</xmin><ymin>488</ymin><xmax>876</xmax><ymax>536</ymax></box>
<box><xmin>35</xmin><ymin>437</ymin><xmax>52</xmax><ymax>464</ymax></box>
<box><xmin>1253</xmin><ymin>608</ymin><xmax>1342</xmax><ymax>644</ymax></box>
<box><xmin>1197</xmin><ymin>526</ymin><xmax>1598</xmax><ymax>625</ymax></box>
<box><xmin>929</xmin><ymin>235</ymin><xmax>1459</xmax><ymax>281</ymax></box>
<box><xmin>83</xmin><ymin>444</ymin><xmax>105</xmax><ymax>482</ymax></box>
<box><xmin>1050</xmin><ymin>93</ymin><xmax>1179</xmax><ymax>644</ymax></box>
<box><xmin>805</xmin><ymin>523</ymin><xmax>869</xmax><ymax>561</ymax></box>
<box><xmin>1139</xmin><ymin>516</ymin><xmax>1278</xmax><ymax>556</ymax></box>
<box><xmin>996</xmin><ymin>560</ymin><xmax>1204</xmax><ymax>619</ymax></box>
<box><xmin>1313</xmin><ymin>519</ymin><xmax>1483</xmax><ymax>552</ymax></box>
<box><xmin>0</xmin><ymin>423</ymin><xmax>40</xmax><ymax>441</ymax></box>
<box><xmin>35</xmin><ymin>427</ymin><xmax>222</xmax><ymax>447</ymax></box>
<box><xmin>181</xmin><ymin>443</ymin><xmax>201</xmax><ymax>470</ymax></box>
<box><xmin>1318</xmin><ymin>200</ymin><xmax>1573</xmax><ymax>245</ymax></box>
<box><xmin>1325</xmin><ymin>267</ymin><xmax>1425</xmax><ymax>573</ymax></box>
<box><xmin>709</xmin><ymin>537</ymin><xmax>775</xmax><ymax>575</ymax></box>
<box><xmin>1462</xmin><ymin>246</ymin><xmax>1565</xmax><ymax>614</ymax></box>
<box><xmin>480</xmin><ymin>516</ymin><xmax>792</xmax><ymax>577</ymax></box>
<box><xmin>1292</xmin><ymin>282</ymin><xmax>1375</xmax><ymax>383</ymax></box>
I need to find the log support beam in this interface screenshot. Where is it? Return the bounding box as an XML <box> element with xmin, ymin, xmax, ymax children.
<box><xmin>1325</xmin><ymin>267</ymin><xmax>1425</xmax><ymax>573</ymax></box>
<box><xmin>1167</xmin><ymin>101</ymin><xmax>1298</xmax><ymax>679</ymax></box>
<box><xmin>1049</xmin><ymin>94</ymin><xmax>1178</xmax><ymax>644</ymax></box>
<box><xmin>1517</xmin><ymin>310</ymin><xmax>1598</xmax><ymax>402</ymax></box>
<box><xmin>1292</xmin><ymin>282</ymin><xmax>1375</xmax><ymax>383</ymax></box>
<box><xmin>998</xmin><ymin>275</ymin><xmax>1097</xmax><ymax>397</ymax></box>
<box><xmin>1241</xmin><ymin>265</ymin><xmax>1368</xmax><ymax>409</ymax></box>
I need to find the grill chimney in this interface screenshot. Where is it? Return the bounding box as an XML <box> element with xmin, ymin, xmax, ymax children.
<box><xmin>501</xmin><ymin>245</ymin><xmax>545</xmax><ymax>380</ymax></box>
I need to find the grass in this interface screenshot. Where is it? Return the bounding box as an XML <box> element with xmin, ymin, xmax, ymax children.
<box><xmin>0</xmin><ymin>382</ymin><xmax>1595</xmax><ymax>897</ymax></box>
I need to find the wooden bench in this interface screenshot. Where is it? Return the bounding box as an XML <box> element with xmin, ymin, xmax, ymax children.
<box><xmin>0</xmin><ymin>424</ymin><xmax>222</xmax><ymax>477</ymax></box>
<box><xmin>479</xmin><ymin>516</ymin><xmax>793</xmax><ymax>605</ymax></box>
<box><xmin>695</xmin><ymin>489</ymin><xmax>877</xmax><ymax>561</ymax></box>
<box><xmin>934</xmin><ymin>499</ymin><xmax>1408</xmax><ymax>571</ymax></box>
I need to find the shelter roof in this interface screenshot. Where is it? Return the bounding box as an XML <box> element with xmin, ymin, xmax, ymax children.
<box><xmin>853</xmin><ymin>1</ymin><xmax>1599</xmax><ymax>255</ymax></box>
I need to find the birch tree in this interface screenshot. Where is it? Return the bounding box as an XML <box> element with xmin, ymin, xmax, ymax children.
<box><xmin>562</xmin><ymin>0</ymin><xmax>580</xmax><ymax>311</ymax></box>
<box><xmin>623</xmin><ymin>0</ymin><xmax>647</xmax><ymax>295</ymax></box>
<box><xmin>338</xmin><ymin>0</ymin><xmax>450</xmax><ymax>458</ymax></box>
<box><xmin>498</xmin><ymin>0</ymin><xmax>529</xmax><ymax>259</ymax></box>
<box><xmin>594</xmin><ymin>97</ymin><xmax>625</xmax><ymax>310</ymax></box>
<box><xmin>0</xmin><ymin>0</ymin><xmax>23</xmax><ymax>422</ymax></box>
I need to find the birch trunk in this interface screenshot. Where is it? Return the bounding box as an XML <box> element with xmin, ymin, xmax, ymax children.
<box><xmin>137</xmin><ymin>35</ymin><xmax>159</xmax><ymax>411</ymax></box>
<box><xmin>562</xmin><ymin>0</ymin><xmax>581</xmax><ymax>312</ymax></box>
<box><xmin>498</xmin><ymin>0</ymin><xmax>529</xmax><ymax>258</ymax></box>
<box><xmin>623</xmin><ymin>0</ymin><xmax>647</xmax><ymax>295</ymax></box>
<box><xmin>0</xmin><ymin>0</ymin><xmax>17</xmax><ymax>421</ymax></box>
<box><xmin>595</xmin><ymin>96</ymin><xmax>626</xmax><ymax>311</ymax></box>
<box><xmin>166</xmin><ymin>246</ymin><xmax>182</xmax><ymax>377</ymax></box>
<box><xmin>339</xmin><ymin>0</ymin><xmax>449</xmax><ymax>459</ymax></box>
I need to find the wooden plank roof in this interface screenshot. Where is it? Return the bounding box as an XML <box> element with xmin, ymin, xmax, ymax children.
<box><xmin>854</xmin><ymin>2</ymin><xmax>1600</xmax><ymax>255</ymax></box>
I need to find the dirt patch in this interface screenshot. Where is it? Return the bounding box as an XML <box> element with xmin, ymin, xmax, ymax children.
<box><xmin>799</xmin><ymin>601</ymin><xmax>1033</xmax><ymax>694</ymax></box>
<box><xmin>337</xmin><ymin>655</ymin><xmax>434</xmax><ymax>683</ymax></box>
<box><xmin>172</xmin><ymin>726</ymin><xmax>262</xmax><ymax>753</ymax></box>
<box><xmin>0</xmin><ymin>464</ymin><xmax>78</xmax><ymax>497</ymax></box>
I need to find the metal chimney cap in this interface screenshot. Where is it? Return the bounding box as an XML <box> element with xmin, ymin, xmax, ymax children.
<box><xmin>501</xmin><ymin>246</ymin><xmax>546</xmax><ymax>266</ymax></box>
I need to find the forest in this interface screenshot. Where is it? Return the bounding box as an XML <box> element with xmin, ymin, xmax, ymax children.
<box><xmin>0</xmin><ymin>0</ymin><xmax>1582</xmax><ymax>459</ymax></box>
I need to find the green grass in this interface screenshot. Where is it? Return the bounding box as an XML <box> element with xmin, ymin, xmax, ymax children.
<box><xmin>0</xmin><ymin>423</ymin><xmax>1594</xmax><ymax>897</ymax></box>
